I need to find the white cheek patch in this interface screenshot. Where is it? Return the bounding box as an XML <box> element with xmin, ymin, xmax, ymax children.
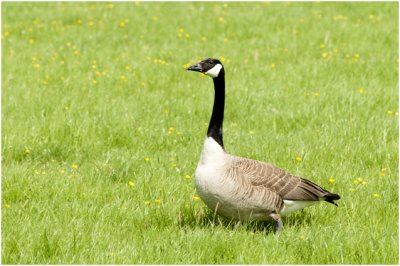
<box><xmin>205</xmin><ymin>64</ymin><xmax>223</xmax><ymax>78</ymax></box>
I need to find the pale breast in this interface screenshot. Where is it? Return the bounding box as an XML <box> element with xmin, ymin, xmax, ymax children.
<box><xmin>195</xmin><ymin>138</ymin><xmax>231</xmax><ymax>213</ymax></box>
<box><xmin>194</xmin><ymin>138</ymin><xmax>240</xmax><ymax>215</ymax></box>
<box><xmin>194</xmin><ymin>138</ymin><xmax>273</xmax><ymax>221</ymax></box>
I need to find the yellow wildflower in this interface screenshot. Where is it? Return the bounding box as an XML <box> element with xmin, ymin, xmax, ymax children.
<box><xmin>185</xmin><ymin>175</ymin><xmax>191</xmax><ymax>180</ymax></box>
<box><xmin>25</xmin><ymin>149</ymin><xmax>31</xmax><ymax>154</ymax></box>
<box><xmin>358</xmin><ymin>87</ymin><xmax>364</xmax><ymax>94</ymax></box>
<box><xmin>271</xmin><ymin>63</ymin><xmax>276</xmax><ymax>69</ymax></box>
<box><xmin>155</xmin><ymin>199</ymin><xmax>161</xmax><ymax>204</ymax></box>
<box><xmin>144</xmin><ymin>157</ymin><xmax>150</xmax><ymax>162</ymax></box>
<box><xmin>192</xmin><ymin>196</ymin><xmax>200</xmax><ymax>201</ymax></box>
<box><xmin>333</xmin><ymin>15</ymin><xmax>348</xmax><ymax>21</ymax></box>
<box><xmin>372</xmin><ymin>193</ymin><xmax>380</xmax><ymax>198</ymax></box>
<box><xmin>387</xmin><ymin>110</ymin><xmax>393</xmax><ymax>116</ymax></box>
<box><xmin>295</xmin><ymin>156</ymin><xmax>302</xmax><ymax>161</ymax></box>
<box><xmin>71</xmin><ymin>164</ymin><xmax>78</xmax><ymax>169</ymax></box>
<box><xmin>128</xmin><ymin>181</ymin><xmax>135</xmax><ymax>187</ymax></box>
<box><xmin>328</xmin><ymin>177</ymin><xmax>335</xmax><ymax>184</ymax></box>
<box><xmin>320</xmin><ymin>43</ymin><xmax>325</xmax><ymax>48</ymax></box>
<box><xmin>144</xmin><ymin>200</ymin><xmax>150</xmax><ymax>205</ymax></box>
<box><xmin>314</xmin><ymin>92</ymin><xmax>319</xmax><ymax>97</ymax></box>
<box><xmin>4</xmin><ymin>204</ymin><xmax>11</xmax><ymax>209</ymax></box>
<box><xmin>353</xmin><ymin>177</ymin><xmax>367</xmax><ymax>186</ymax></box>
<box><xmin>120</xmin><ymin>75</ymin><xmax>126</xmax><ymax>81</ymax></box>
<box><xmin>379</xmin><ymin>168</ymin><xmax>386</xmax><ymax>176</ymax></box>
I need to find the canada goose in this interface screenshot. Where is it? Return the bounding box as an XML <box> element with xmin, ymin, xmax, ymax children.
<box><xmin>186</xmin><ymin>58</ymin><xmax>340</xmax><ymax>233</ymax></box>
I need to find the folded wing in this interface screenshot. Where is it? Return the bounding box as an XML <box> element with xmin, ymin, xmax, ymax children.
<box><xmin>231</xmin><ymin>157</ymin><xmax>340</xmax><ymax>205</ymax></box>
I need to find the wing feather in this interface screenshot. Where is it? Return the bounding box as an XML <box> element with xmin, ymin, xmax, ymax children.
<box><xmin>230</xmin><ymin>156</ymin><xmax>339</xmax><ymax>203</ymax></box>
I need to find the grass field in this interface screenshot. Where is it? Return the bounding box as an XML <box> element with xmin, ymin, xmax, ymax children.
<box><xmin>1</xmin><ymin>1</ymin><xmax>398</xmax><ymax>264</ymax></box>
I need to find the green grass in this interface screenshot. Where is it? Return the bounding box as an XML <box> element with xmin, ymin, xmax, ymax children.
<box><xmin>2</xmin><ymin>1</ymin><xmax>398</xmax><ymax>264</ymax></box>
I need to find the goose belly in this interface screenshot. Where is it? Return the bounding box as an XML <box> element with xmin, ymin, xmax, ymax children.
<box><xmin>194</xmin><ymin>163</ymin><xmax>241</xmax><ymax>220</ymax></box>
<box><xmin>281</xmin><ymin>200</ymin><xmax>319</xmax><ymax>216</ymax></box>
<box><xmin>195</xmin><ymin>163</ymin><xmax>268</xmax><ymax>221</ymax></box>
<box><xmin>194</xmin><ymin>137</ymin><xmax>269</xmax><ymax>221</ymax></box>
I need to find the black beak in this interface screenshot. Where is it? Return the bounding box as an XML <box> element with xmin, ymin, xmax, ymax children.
<box><xmin>187</xmin><ymin>63</ymin><xmax>203</xmax><ymax>72</ymax></box>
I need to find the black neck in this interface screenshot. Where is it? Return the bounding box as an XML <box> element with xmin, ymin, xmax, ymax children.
<box><xmin>207</xmin><ymin>75</ymin><xmax>225</xmax><ymax>148</ymax></box>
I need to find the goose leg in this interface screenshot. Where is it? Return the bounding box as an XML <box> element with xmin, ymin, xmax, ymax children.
<box><xmin>234</xmin><ymin>221</ymin><xmax>242</xmax><ymax>229</ymax></box>
<box><xmin>269</xmin><ymin>213</ymin><xmax>283</xmax><ymax>234</ymax></box>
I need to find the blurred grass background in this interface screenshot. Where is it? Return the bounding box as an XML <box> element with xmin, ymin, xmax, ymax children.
<box><xmin>2</xmin><ymin>1</ymin><xmax>398</xmax><ymax>264</ymax></box>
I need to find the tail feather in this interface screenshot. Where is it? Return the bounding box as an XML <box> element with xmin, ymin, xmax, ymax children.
<box><xmin>284</xmin><ymin>177</ymin><xmax>341</xmax><ymax>205</ymax></box>
<box><xmin>322</xmin><ymin>192</ymin><xmax>341</xmax><ymax>206</ymax></box>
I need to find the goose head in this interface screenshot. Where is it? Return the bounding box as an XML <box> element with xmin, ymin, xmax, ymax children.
<box><xmin>187</xmin><ymin>58</ymin><xmax>224</xmax><ymax>78</ymax></box>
